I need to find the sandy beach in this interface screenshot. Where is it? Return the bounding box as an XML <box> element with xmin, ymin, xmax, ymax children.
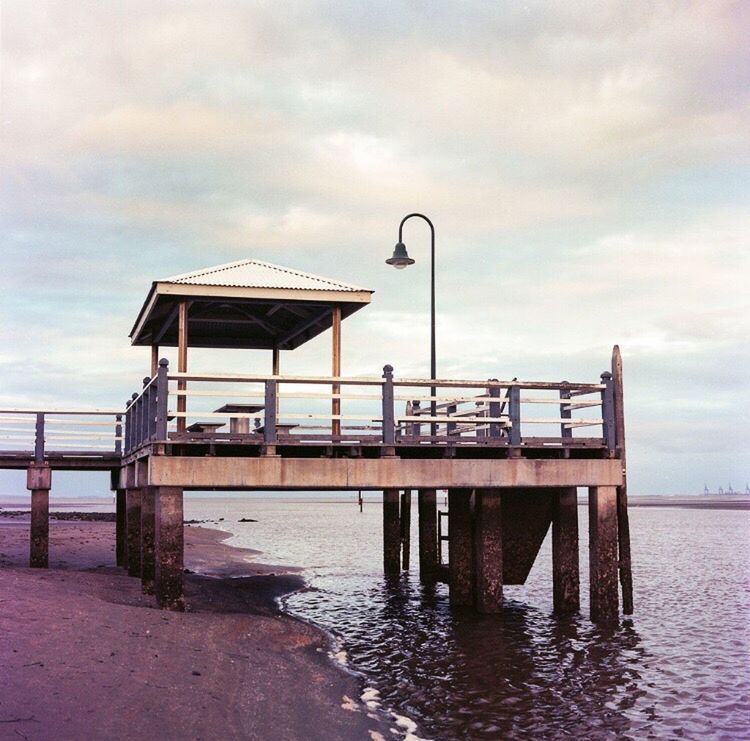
<box><xmin>0</xmin><ymin>516</ymin><xmax>387</xmax><ymax>741</ymax></box>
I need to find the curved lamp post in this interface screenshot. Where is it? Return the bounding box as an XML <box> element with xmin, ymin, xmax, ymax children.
<box><xmin>386</xmin><ymin>213</ymin><xmax>437</xmax><ymax>437</ymax></box>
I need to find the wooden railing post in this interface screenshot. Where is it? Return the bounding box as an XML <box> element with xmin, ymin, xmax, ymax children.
<box><xmin>155</xmin><ymin>359</ymin><xmax>169</xmax><ymax>440</ymax></box>
<box><xmin>264</xmin><ymin>379</ymin><xmax>277</xmax><ymax>445</ymax></box>
<box><xmin>382</xmin><ymin>365</ymin><xmax>395</xmax><ymax>446</ymax></box>
<box><xmin>130</xmin><ymin>393</ymin><xmax>138</xmax><ymax>450</ymax></box>
<box><xmin>600</xmin><ymin>371</ymin><xmax>616</xmax><ymax>453</ymax></box>
<box><xmin>447</xmin><ymin>403</ymin><xmax>457</xmax><ymax>436</ymax></box>
<box><xmin>139</xmin><ymin>377</ymin><xmax>149</xmax><ymax>448</ymax></box>
<box><xmin>560</xmin><ymin>383</ymin><xmax>572</xmax><ymax>442</ymax></box>
<box><xmin>488</xmin><ymin>382</ymin><xmax>501</xmax><ymax>438</ymax></box>
<box><xmin>34</xmin><ymin>412</ymin><xmax>45</xmax><ymax>464</ymax></box>
<box><xmin>411</xmin><ymin>400</ymin><xmax>422</xmax><ymax>437</ymax></box>
<box><xmin>124</xmin><ymin>399</ymin><xmax>131</xmax><ymax>454</ymax></box>
<box><xmin>148</xmin><ymin>378</ymin><xmax>157</xmax><ymax>440</ymax></box>
<box><xmin>115</xmin><ymin>414</ymin><xmax>123</xmax><ymax>455</ymax></box>
<box><xmin>508</xmin><ymin>384</ymin><xmax>521</xmax><ymax>446</ymax></box>
<box><xmin>612</xmin><ymin>345</ymin><xmax>634</xmax><ymax>615</ymax></box>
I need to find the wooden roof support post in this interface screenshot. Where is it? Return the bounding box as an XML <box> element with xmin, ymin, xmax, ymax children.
<box><xmin>612</xmin><ymin>345</ymin><xmax>634</xmax><ymax>614</ymax></box>
<box><xmin>272</xmin><ymin>346</ymin><xmax>280</xmax><ymax>417</ymax></box>
<box><xmin>151</xmin><ymin>345</ymin><xmax>159</xmax><ymax>378</ymax></box>
<box><xmin>331</xmin><ymin>305</ymin><xmax>341</xmax><ymax>437</ymax></box>
<box><xmin>176</xmin><ymin>301</ymin><xmax>188</xmax><ymax>433</ymax></box>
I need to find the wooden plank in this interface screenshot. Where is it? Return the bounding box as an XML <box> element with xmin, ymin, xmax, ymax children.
<box><xmin>0</xmin><ymin>409</ymin><xmax>124</xmax><ymax>415</ymax></box>
<box><xmin>395</xmin><ymin>379</ymin><xmax>606</xmax><ymax>391</ymax></box>
<box><xmin>168</xmin><ymin>372</ymin><xmax>384</xmax><ymax>385</ymax></box>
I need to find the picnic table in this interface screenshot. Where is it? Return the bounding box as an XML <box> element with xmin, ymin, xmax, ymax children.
<box><xmin>213</xmin><ymin>404</ymin><xmax>265</xmax><ymax>434</ymax></box>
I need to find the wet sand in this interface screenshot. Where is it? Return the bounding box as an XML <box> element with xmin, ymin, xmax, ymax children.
<box><xmin>0</xmin><ymin>517</ymin><xmax>387</xmax><ymax>740</ymax></box>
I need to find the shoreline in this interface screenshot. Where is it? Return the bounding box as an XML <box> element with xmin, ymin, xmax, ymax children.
<box><xmin>0</xmin><ymin>515</ymin><xmax>390</xmax><ymax>740</ymax></box>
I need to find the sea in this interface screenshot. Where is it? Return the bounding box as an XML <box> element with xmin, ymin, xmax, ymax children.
<box><xmin>179</xmin><ymin>494</ymin><xmax>750</xmax><ymax>741</ymax></box>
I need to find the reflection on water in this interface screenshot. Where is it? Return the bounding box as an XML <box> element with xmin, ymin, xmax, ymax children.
<box><xmin>185</xmin><ymin>497</ymin><xmax>750</xmax><ymax>740</ymax></box>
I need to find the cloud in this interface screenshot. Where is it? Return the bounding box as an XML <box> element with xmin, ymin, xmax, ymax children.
<box><xmin>0</xmin><ymin>1</ymin><xmax>748</xmax><ymax>493</ymax></box>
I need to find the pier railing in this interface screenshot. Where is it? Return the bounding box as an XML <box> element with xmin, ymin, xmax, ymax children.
<box><xmin>0</xmin><ymin>409</ymin><xmax>123</xmax><ymax>460</ymax></box>
<box><xmin>123</xmin><ymin>360</ymin><xmax>615</xmax><ymax>454</ymax></box>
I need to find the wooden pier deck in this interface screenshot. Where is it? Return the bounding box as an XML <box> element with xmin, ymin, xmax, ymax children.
<box><xmin>0</xmin><ymin>350</ymin><xmax>631</xmax><ymax>624</ymax></box>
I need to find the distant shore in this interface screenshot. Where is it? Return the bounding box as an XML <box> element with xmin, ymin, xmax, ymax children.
<box><xmin>626</xmin><ymin>495</ymin><xmax>750</xmax><ymax>510</ymax></box>
<box><xmin>0</xmin><ymin>515</ymin><xmax>388</xmax><ymax>740</ymax></box>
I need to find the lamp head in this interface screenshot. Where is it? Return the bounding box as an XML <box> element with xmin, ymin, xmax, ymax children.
<box><xmin>385</xmin><ymin>241</ymin><xmax>415</xmax><ymax>269</ymax></box>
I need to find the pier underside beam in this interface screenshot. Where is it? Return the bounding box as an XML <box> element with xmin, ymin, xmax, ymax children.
<box><xmin>125</xmin><ymin>488</ymin><xmax>142</xmax><ymax>577</ymax></box>
<box><xmin>140</xmin><ymin>487</ymin><xmax>156</xmax><ymax>595</ymax></box>
<box><xmin>27</xmin><ymin>465</ymin><xmax>51</xmax><ymax>568</ymax></box>
<box><xmin>383</xmin><ymin>488</ymin><xmax>401</xmax><ymax>576</ymax></box>
<box><xmin>448</xmin><ymin>488</ymin><xmax>474</xmax><ymax>606</ymax></box>
<box><xmin>417</xmin><ymin>488</ymin><xmax>438</xmax><ymax>584</ymax></box>
<box><xmin>552</xmin><ymin>487</ymin><xmax>580</xmax><ymax>614</ymax></box>
<box><xmin>474</xmin><ymin>488</ymin><xmax>503</xmax><ymax>613</ymax></box>
<box><xmin>146</xmin><ymin>456</ymin><xmax>623</xmax><ymax>491</ymax></box>
<box><xmin>155</xmin><ymin>486</ymin><xmax>184</xmax><ymax>611</ymax></box>
<box><xmin>588</xmin><ymin>486</ymin><xmax>619</xmax><ymax>624</ymax></box>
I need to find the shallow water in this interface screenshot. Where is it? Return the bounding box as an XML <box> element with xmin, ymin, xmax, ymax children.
<box><xmin>184</xmin><ymin>496</ymin><xmax>750</xmax><ymax>740</ymax></box>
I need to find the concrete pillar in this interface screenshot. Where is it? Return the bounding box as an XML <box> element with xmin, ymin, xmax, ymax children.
<box><xmin>155</xmin><ymin>486</ymin><xmax>184</xmax><ymax>611</ymax></box>
<box><xmin>417</xmin><ymin>488</ymin><xmax>438</xmax><ymax>584</ymax></box>
<box><xmin>126</xmin><ymin>488</ymin><xmax>142</xmax><ymax>577</ymax></box>
<box><xmin>589</xmin><ymin>486</ymin><xmax>619</xmax><ymax>624</ymax></box>
<box><xmin>140</xmin><ymin>487</ymin><xmax>156</xmax><ymax>595</ymax></box>
<box><xmin>400</xmin><ymin>490</ymin><xmax>411</xmax><ymax>570</ymax></box>
<box><xmin>448</xmin><ymin>488</ymin><xmax>474</xmax><ymax>606</ymax></box>
<box><xmin>474</xmin><ymin>488</ymin><xmax>503</xmax><ymax>613</ymax></box>
<box><xmin>115</xmin><ymin>489</ymin><xmax>127</xmax><ymax>567</ymax></box>
<box><xmin>27</xmin><ymin>466</ymin><xmax>51</xmax><ymax>568</ymax></box>
<box><xmin>552</xmin><ymin>487</ymin><xmax>580</xmax><ymax>614</ymax></box>
<box><xmin>383</xmin><ymin>488</ymin><xmax>401</xmax><ymax>575</ymax></box>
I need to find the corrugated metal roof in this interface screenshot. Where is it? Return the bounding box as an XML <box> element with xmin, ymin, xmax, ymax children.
<box><xmin>161</xmin><ymin>259</ymin><xmax>371</xmax><ymax>293</ymax></box>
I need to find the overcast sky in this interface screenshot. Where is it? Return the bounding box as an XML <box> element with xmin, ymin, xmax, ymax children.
<box><xmin>1</xmin><ymin>1</ymin><xmax>748</xmax><ymax>495</ymax></box>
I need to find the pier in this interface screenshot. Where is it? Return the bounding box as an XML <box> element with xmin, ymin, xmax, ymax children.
<box><xmin>0</xmin><ymin>260</ymin><xmax>632</xmax><ymax>623</ymax></box>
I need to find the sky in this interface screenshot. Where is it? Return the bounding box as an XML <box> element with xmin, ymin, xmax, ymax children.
<box><xmin>1</xmin><ymin>1</ymin><xmax>749</xmax><ymax>496</ymax></box>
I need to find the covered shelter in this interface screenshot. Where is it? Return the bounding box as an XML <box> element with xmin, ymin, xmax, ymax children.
<box><xmin>129</xmin><ymin>259</ymin><xmax>373</xmax><ymax>431</ymax></box>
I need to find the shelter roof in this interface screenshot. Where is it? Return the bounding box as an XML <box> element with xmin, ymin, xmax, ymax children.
<box><xmin>130</xmin><ymin>259</ymin><xmax>373</xmax><ymax>351</ymax></box>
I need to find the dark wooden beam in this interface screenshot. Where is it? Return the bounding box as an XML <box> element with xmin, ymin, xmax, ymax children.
<box><xmin>153</xmin><ymin>304</ymin><xmax>180</xmax><ymax>345</ymax></box>
<box><xmin>276</xmin><ymin>306</ymin><xmax>331</xmax><ymax>348</ymax></box>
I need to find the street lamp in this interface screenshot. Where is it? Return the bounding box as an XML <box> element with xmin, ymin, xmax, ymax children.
<box><xmin>386</xmin><ymin>213</ymin><xmax>437</xmax><ymax>436</ymax></box>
